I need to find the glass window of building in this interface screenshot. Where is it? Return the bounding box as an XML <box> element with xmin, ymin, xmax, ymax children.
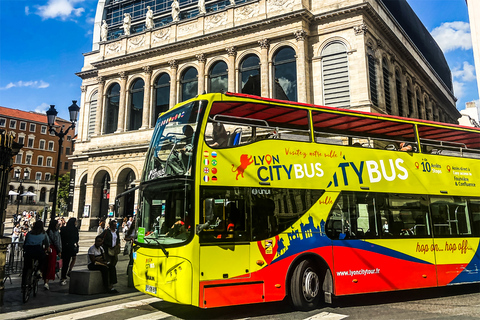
<box><xmin>181</xmin><ymin>67</ymin><xmax>198</xmax><ymax>102</ymax></box>
<box><xmin>273</xmin><ymin>47</ymin><xmax>297</xmax><ymax>101</ymax></box>
<box><xmin>105</xmin><ymin>83</ymin><xmax>120</xmax><ymax>134</ymax></box>
<box><xmin>27</xmin><ymin>138</ymin><xmax>34</xmax><ymax>148</ymax></box>
<box><xmin>129</xmin><ymin>78</ymin><xmax>144</xmax><ymax>130</ymax></box>
<box><xmin>9</xmin><ymin>120</ymin><xmax>16</xmax><ymax>129</ymax></box>
<box><xmin>45</xmin><ymin>173</ymin><xmax>51</xmax><ymax>181</ymax></box>
<box><xmin>37</xmin><ymin>156</ymin><xmax>44</xmax><ymax>166</ymax></box>
<box><xmin>383</xmin><ymin>58</ymin><xmax>392</xmax><ymax>114</ymax></box>
<box><xmin>240</xmin><ymin>54</ymin><xmax>260</xmax><ymax>96</ymax></box>
<box><xmin>154</xmin><ymin>73</ymin><xmax>170</xmax><ymax>123</ymax></box>
<box><xmin>41</xmin><ymin>125</ymin><xmax>47</xmax><ymax>134</ymax></box>
<box><xmin>15</xmin><ymin>153</ymin><xmax>22</xmax><ymax>164</ymax></box>
<box><xmin>64</xmin><ymin>162</ymin><xmax>69</xmax><ymax>170</ymax></box>
<box><xmin>36</xmin><ymin>172</ymin><xmax>42</xmax><ymax>181</ymax></box>
<box><xmin>368</xmin><ymin>54</ymin><xmax>378</xmax><ymax>106</ymax></box>
<box><xmin>20</xmin><ymin>122</ymin><xmax>27</xmax><ymax>131</ymax></box>
<box><xmin>407</xmin><ymin>81</ymin><xmax>414</xmax><ymax>117</ymax></box>
<box><xmin>30</xmin><ymin>123</ymin><xmax>36</xmax><ymax>132</ymax></box>
<box><xmin>0</xmin><ymin>118</ymin><xmax>5</xmax><ymax>127</ymax></box>
<box><xmin>25</xmin><ymin>154</ymin><xmax>32</xmax><ymax>165</ymax></box>
<box><xmin>321</xmin><ymin>42</ymin><xmax>350</xmax><ymax>108</ymax></box>
<box><xmin>46</xmin><ymin>157</ymin><xmax>52</xmax><ymax>167</ymax></box>
<box><xmin>48</xmin><ymin>141</ymin><xmax>54</xmax><ymax>151</ymax></box>
<box><xmin>88</xmin><ymin>91</ymin><xmax>98</xmax><ymax>139</ymax></box>
<box><xmin>395</xmin><ymin>70</ymin><xmax>404</xmax><ymax>117</ymax></box>
<box><xmin>18</xmin><ymin>136</ymin><xmax>24</xmax><ymax>145</ymax></box>
<box><xmin>209</xmin><ymin>61</ymin><xmax>228</xmax><ymax>94</ymax></box>
<box><xmin>39</xmin><ymin>140</ymin><xmax>45</xmax><ymax>150</ymax></box>
<box><xmin>66</xmin><ymin>147</ymin><xmax>71</xmax><ymax>155</ymax></box>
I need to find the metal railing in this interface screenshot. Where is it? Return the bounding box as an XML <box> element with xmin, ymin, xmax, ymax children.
<box><xmin>4</xmin><ymin>240</ymin><xmax>24</xmax><ymax>284</ymax></box>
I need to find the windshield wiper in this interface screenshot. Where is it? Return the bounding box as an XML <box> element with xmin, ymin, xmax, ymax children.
<box><xmin>147</xmin><ymin>238</ymin><xmax>169</xmax><ymax>257</ymax></box>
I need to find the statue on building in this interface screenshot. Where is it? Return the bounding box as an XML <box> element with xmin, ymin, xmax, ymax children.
<box><xmin>101</xmin><ymin>20</ymin><xmax>108</xmax><ymax>42</ymax></box>
<box><xmin>229</xmin><ymin>0</ymin><xmax>235</xmax><ymax>5</ymax></box>
<box><xmin>198</xmin><ymin>0</ymin><xmax>206</xmax><ymax>14</ymax></box>
<box><xmin>123</xmin><ymin>13</ymin><xmax>131</xmax><ymax>36</ymax></box>
<box><xmin>146</xmin><ymin>6</ymin><xmax>154</xmax><ymax>30</ymax></box>
<box><xmin>171</xmin><ymin>0</ymin><xmax>180</xmax><ymax>22</ymax></box>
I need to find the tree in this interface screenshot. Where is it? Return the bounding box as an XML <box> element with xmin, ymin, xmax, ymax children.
<box><xmin>57</xmin><ymin>172</ymin><xmax>70</xmax><ymax>215</ymax></box>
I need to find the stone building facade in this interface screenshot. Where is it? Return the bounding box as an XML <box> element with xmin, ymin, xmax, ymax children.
<box><xmin>73</xmin><ymin>0</ymin><xmax>460</xmax><ymax>229</ymax></box>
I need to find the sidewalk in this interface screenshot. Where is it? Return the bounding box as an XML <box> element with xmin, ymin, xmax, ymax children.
<box><xmin>1</xmin><ymin>231</ymin><xmax>141</xmax><ymax>319</ymax></box>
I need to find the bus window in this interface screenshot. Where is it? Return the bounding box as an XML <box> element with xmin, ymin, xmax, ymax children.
<box><xmin>326</xmin><ymin>192</ymin><xmax>377</xmax><ymax>240</ymax></box>
<box><xmin>378</xmin><ymin>193</ymin><xmax>430</xmax><ymax>238</ymax></box>
<box><xmin>470</xmin><ymin>198</ymin><xmax>480</xmax><ymax>236</ymax></box>
<box><xmin>199</xmin><ymin>187</ymin><xmax>323</xmax><ymax>242</ymax></box>
<box><xmin>430</xmin><ymin>197</ymin><xmax>472</xmax><ymax>236</ymax></box>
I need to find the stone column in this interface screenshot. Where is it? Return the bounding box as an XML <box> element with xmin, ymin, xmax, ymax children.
<box><xmin>258</xmin><ymin>39</ymin><xmax>270</xmax><ymax>97</ymax></box>
<box><xmin>141</xmin><ymin>66</ymin><xmax>152</xmax><ymax>130</ymax></box>
<box><xmin>94</xmin><ymin>77</ymin><xmax>105</xmax><ymax>136</ymax></box>
<box><xmin>226</xmin><ymin>46</ymin><xmax>237</xmax><ymax>92</ymax></box>
<box><xmin>79</xmin><ymin>85</ymin><xmax>88</xmax><ymax>141</ymax></box>
<box><xmin>116</xmin><ymin>71</ymin><xmax>127</xmax><ymax>132</ymax></box>
<box><xmin>196</xmin><ymin>53</ymin><xmax>206</xmax><ymax>95</ymax></box>
<box><xmin>169</xmin><ymin>60</ymin><xmax>178</xmax><ymax>108</ymax></box>
<box><xmin>294</xmin><ymin>30</ymin><xmax>308</xmax><ymax>103</ymax></box>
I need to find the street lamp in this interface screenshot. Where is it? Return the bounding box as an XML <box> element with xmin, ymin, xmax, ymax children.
<box><xmin>45</xmin><ymin>101</ymin><xmax>80</xmax><ymax>225</ymax></box>
<box><xmin>14</xmin><ymin>168</ymin><xmax>28</xmax><ymax>222</ymax></box>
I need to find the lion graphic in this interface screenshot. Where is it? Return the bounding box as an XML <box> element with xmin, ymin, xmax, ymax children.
<box><xmin>232</xmin><ymin>154</ymin><xmax>253</xmax><ymax>180</ymax></box>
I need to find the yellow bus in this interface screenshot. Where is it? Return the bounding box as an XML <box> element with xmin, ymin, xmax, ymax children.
<box><xmin>131</xmin><ymin>92</ymin><xmax>480</xmax><ymax>310</ymax></box>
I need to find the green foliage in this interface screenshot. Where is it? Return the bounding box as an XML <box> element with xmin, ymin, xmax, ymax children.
<box><xmin>57</xmin><ymin>172</ymin><xmax>70</xmax><ymax>214</ymax></box>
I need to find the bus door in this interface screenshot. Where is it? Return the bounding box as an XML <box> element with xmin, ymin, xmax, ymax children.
<box><xmin>328</xmin><ymin>192</ymin><xmax>436</xmax><ymax>295</ymax></box>
<box><xmin>198</xmin><ymin>197</ymin><xmax>256</xmax><ymax>308</ymax></box>
<box><xmin>430</xmin><ymin>197</ymin><xmax>480</xmax><ymax>285</ymax></box>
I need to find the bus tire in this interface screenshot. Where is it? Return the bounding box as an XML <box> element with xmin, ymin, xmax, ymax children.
<box><xmin>290</xmin><ymin>259</ymin><xmax>322</xmax><ymax>310</ymax></box>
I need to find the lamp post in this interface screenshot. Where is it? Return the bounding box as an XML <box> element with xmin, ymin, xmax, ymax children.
<box><xmin>14</xmin><ymin>168</ymin><xmax>28</xmax><ymax>222</ymax></box>
<box><xmin>45</xmin><ymin>101</ymin><xmax>80</xmax><ymax>226</ymax></box>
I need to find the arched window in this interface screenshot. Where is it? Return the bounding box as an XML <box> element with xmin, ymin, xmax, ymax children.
<box><xmin>105</xmin><ymin>83</ymin><xmax>120</xmax><ymax>134</ymax></box>
<box><xmin>49</xmin><ymin>188</ymin><xmax>55</xmax><ymax>202</ymax></box>
<box><xmin>209</xmin><ymin>61</ymin><xmax>228</xmax><ymax>93</ymax></box>
<box><xmin>382</xmin><ymin>58</ymin><xmax>391</xmax><ymax>114</ymax></box>
<box><xmin>273</xmin><ymin>47</ymin><xmax>297</xmax><ymax>101</ymax></box>
<box><xmin>407</xmin><ymin>81</ymin><xmax>414</xmax><ymax>117</ymax></box>
<box><xmin>240</xmin><ymin>54</ymin><xmax>260</xmax><ymax>96</ymax></box>
<box><xmin>368</xmin><ymin>54</ymin><xmax>378</xmax><ymax>106</ymax></box>
<box><xmin>416</xmin><ymin>89</ymin><xmax>422</xmax><ymax>119</ymax></box>
<box><xmin>321</xmin><ymin>42</ymin><xmax>350</xmax><ymax>108</ymax></box>
<box><xmin>129</xmin><ymin>78</ymin><xmax>144</xmax><ymax>130</ymax></box>
<box><xmin>154</xmin><ymin>73</ymin><xmax>170</xmax><ymax>123</ymax></box>
<box><xmin>395</xmin><ymin>70</ymin><xmax>404</xmax><ymax>117</ymax></box>
<box><xmin>40</xmin><ymin>187</ymin><xmax>46</xmax><ymax>202</ymax></box>
<box><xmin>88</xmin><ymin>91</ymin><xmax>98</xmax><ymax>139</ymax></box>
<box><xmin>181</xmin><ymin>67</ymin><xmax>198</xmax><ymax>102</ymax></box>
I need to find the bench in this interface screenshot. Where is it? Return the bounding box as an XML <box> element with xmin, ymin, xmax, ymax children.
<box><xmin>69</xmin><ymin>269</ymin><xmax>106</xmax><ymax>295</ymax></box>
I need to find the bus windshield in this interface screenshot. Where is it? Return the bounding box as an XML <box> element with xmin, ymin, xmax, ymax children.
<box><xmin>144</xmin><ymin>100</ymin><xmax>204</xmax><ymax>181</ymax></box>
<box><xmin>138</xmin><ymin>179</ymin><xmax>193</xmax><ymax>245</ymax></box>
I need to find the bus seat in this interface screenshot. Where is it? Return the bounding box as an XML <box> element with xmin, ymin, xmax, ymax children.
<box><xmin>228</xmin><ymin>128</ymin><xmax>242</xmax><ymax>146</ymax></box>
<box><xmin>390</xmin><ymin>221</ymin><xmax>404</xmax><ymax>236</ymax></box>
<box><xmin>455</xmin><ymin>206</ymin><xmax>468</xmax><ymax>234</ymax></box>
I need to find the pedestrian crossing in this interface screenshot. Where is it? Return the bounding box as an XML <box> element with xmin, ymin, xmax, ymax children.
<box><xmin>42</xmin><ymin>297</ymin><xmax>348</xmax><ymax>320</ymax></box>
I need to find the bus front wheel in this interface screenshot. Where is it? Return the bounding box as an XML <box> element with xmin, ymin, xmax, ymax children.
<box><xmin>290</xmin><ymin>260</ymin><xmax>322</xmax><ymax>310</ymax></box>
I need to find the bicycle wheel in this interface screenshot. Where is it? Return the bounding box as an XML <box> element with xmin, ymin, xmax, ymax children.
<box><xmin>32</xmin><ymin>272</ymin><xmax>39</xmax><ymax>297</ymax></box>
<box><xmin>22</xmin><ymin>273</ymin><xmax>32</xmax><ymax>303</ymax></box>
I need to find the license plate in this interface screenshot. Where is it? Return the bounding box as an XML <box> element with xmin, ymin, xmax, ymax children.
<box><xmin>145</xmin><ymin>285</ymin><xmax>157</xmax><ymax>294</ymax></box>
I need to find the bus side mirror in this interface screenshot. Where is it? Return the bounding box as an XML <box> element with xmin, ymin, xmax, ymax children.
<box><xmin>196</xmin><ymin>198</ymin><xmax>214</xmax><ymax>234</ymax></box>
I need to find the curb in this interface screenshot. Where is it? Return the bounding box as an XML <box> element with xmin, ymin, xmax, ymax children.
<box><xmin>2</xmin><ymin>291</ymin><xmax>145</xmax><ymax>320</ymax></box>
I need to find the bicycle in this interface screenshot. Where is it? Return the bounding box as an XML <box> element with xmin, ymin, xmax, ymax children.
<box><xmin>22</xmin><ymin>258</ymin><xmax>41</xmax><ymax>303</ymax></box>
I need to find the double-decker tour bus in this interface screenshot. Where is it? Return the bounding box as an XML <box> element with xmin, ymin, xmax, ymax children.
<box><xmin>129</xmin><ymin>92</ymin><xmax>480</xmax><ymax>310</ymax></box>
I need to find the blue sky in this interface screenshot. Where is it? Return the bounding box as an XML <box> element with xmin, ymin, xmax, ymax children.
<box><xmin>0</xmin><ymin>0</ymin><xmax>478</xmax><ymax>121</ymax></box>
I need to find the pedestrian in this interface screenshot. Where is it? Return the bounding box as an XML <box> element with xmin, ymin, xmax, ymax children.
<box><xmin>97</xmin><ymin>219</ymin><xmax>106</xmax><ymax>236</ymax></box>
<box><xmin>12</xmin><ymin>223</ymin><xmax>20</xmax><ymax>243</ymax></box>
<box><xmin>22</xmin><ymin>221</ymin><xmax>50</xmax><ymax>288</ymax></box>
<box><xmin>101</xmin><ymin>220</ymin><xmax>120</xmax><ymax>289</ymax></box>
<box><xmin>60</xmin><ymin>218</ymin><xmax>79</xmax><ymax>285</ymax></box>
<box><xmin>43</xmin><ymin>219</ymin><xmax>62</xmax><ymax>290</ymax></box>
<box><xmin>87</xmin><ymin>235</ymin><xmax>118</xmax><ymax>293</ymax></box>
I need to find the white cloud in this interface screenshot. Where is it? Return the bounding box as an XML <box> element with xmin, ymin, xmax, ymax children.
<box><xmin>25</xmin><ymin>6</ymin><xmax>30</xmax><ymax>15</ymax></box>
<box><xmin>431</xmin><ymin>21</ymin><xmax>472</xmax><ymax>52</ymax></box>
<box><xmin>35</xmin><ymin>103</ymin><xmax>50</xmax><ymax>114</ymax></box>
<box><xmin>35</xmin><ymin>0</ymin><xmax>85</xmax><ymax>20</ymax></box>
<box><xmin>452</xmin><ymin>61</ymin><xmax>476</xmax><ymax>82</ymax></box>
<box><xmin>0</xmin><ymin>80</ymin><xmax>50</xmax><ymax>90</ymax></box>
<box><xmin>453</xmin><ymin>81</ymin><xmax>465</xmax><ymax>100</ymax></box>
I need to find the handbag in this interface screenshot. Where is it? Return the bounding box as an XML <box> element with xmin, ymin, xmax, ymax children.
<box><xmin>107</xmin><ymin>245</ymin><xmax>120</xmax><ymax>256</ymax></box>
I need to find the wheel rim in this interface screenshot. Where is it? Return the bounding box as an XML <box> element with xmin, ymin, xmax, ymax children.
<box><xmin>302</xmin><ymin>267</ymin><xmax>320</xmax><ymax>302</ymax></box>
